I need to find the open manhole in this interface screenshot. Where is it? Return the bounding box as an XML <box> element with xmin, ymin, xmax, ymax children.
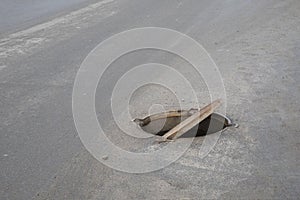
<box><xmin>134</xmin><ymin>109</ymin><xmax>236</xmax><ymax>138</ymax></box>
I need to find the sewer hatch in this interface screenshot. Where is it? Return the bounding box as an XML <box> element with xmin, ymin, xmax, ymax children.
<box><xmin>134</xmin><ymin>110</ymin><xmax>236</xmax><ymax>138</ymax></box>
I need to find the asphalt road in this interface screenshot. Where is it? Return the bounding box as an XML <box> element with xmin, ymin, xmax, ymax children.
<box><xmin>0</xmin><ymin>0</ymin><xmax>100</xmax><ymax>36</ymax></box>
<box><xmin>1</xmin><ymin>0</ymin><xmax>299</xmax><ymax>199</ymax></box>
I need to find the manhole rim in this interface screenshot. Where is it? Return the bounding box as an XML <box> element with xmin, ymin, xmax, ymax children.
<box><xmin>135</xmin><ymin>110</ymin><xmax>234</xmax><ymax>136</ymax></box>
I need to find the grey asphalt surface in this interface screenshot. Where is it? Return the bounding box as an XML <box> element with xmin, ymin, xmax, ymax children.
<box><xmin>0</xmin><ymin>0</ymin><xmax>100</xmax><ymax>36</ymax></box>
<box><xmin>1</xmin><ymin>0</ymin><xmax>300</xmax><ymax>199</ymax></box>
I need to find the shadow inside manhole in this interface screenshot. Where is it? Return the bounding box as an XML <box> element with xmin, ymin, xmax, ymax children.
<box><xmin>134</xmin><ymin>111</ymin><xmax>235</xmax><ymax>138</ymax></box>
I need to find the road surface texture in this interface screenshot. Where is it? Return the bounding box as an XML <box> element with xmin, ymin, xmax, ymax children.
<box><xmin>1</xmin><ymin>0</ymin><xmax>299</xmax><ymax>199</ymax></box>
<box><xmin>0</xmin><ymin>0</ymin><xmax>100</xmax><ymax>36</ymax></box>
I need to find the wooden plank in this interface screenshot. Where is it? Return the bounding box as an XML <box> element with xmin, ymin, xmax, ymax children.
<box><xmin>133</xmin><ymin>108</ymin><xmax>198</xmax><ymax>126</ymax></box>
<box><xmin>161</xmin><ymin>99</ymin><xmax>221</xmax><ymax>141</ymax></box>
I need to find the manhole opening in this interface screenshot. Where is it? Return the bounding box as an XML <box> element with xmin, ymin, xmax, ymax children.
<box><xmin>135</xmin><ymin>112</ymin><xmax>233</xmax><ymax>138</ymax></box>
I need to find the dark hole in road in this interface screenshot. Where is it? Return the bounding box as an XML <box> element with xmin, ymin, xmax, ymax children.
<box><xmin>136</xmin><ymin>112</ymin><xmax>233</xmax><ymax>138</ymax></box>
